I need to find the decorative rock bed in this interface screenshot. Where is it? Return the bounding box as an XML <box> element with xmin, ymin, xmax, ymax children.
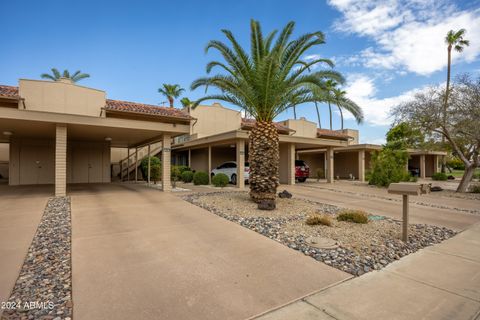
<box><xmin>1</xmin><ymin>197</ymin><xmax>72</xmax><ymax>320</ymax></box>
<box><xmin>183</xmin><ymin>192</ymin><xmax>457</xmax><ymax>276</ymax></box>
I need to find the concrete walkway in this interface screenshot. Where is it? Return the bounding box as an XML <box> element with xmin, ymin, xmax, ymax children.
<box><xmin>254</xmin><ymin>222</ymin><xmax>480</xmax><ymax>320</ymax></box>
<box><xmin>0</xmin><ymin>185</ymin><xmax>51</xmax><ymax>317</ymax></box>
<box><xmin>71</xmin><ymin>184</ymin><xmax>351</xmax><ymax>320</ymax></box>
<box><xmin>285</xmin><ymin>183</ymin><xmax>480</xmax><ymax>231</ymax></box>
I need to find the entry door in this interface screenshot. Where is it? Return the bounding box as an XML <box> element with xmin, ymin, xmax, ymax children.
<box><xmin>19</xmin><ymin>144</ymin><xmax>54</xmax><ymax>185</ymax></box>
<box><xmin>72</xmin><ymin>144</ymin><xmax>104</xmax><ymax>183</ymax></box>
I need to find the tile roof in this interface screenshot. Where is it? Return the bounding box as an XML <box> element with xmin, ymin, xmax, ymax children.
<box><xmin>241</xmin><ymin>118</ymin><xmax>292</xmax><ymax>133</ymax></box>
<box><xmin>104</xmin><ymin>99</ymin><xmax>193</xmax><ymax>120</ymax></box>
<box><xmin>0</xmin><ymin>85</ymin><xmax>19</xmax><ymax>99</ymax></box>
<box><xmin>317</xmin><ymin>128</ymin><xmax>350</xmax><ymax>140</ymax></box>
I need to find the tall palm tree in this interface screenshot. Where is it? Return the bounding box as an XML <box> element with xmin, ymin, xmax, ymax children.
<box><xmin>442</xmin><ymin>29</ymin><xmax>469</xmax><ymax>172</ymax></box>
<box><xmin>158</xmin><ymin>84</ymin><xmax>184</xmax><ymax>108</ymax></box>
<box><xmin>191</xmin><ymin>20</ymin><xmax>344</xmax><ymax>205</ymax></box>
<box><xmin>41</xmin><ymin>68</ymin><xmax>90</xmax><ymax>83</ymax></box>
<box><xmin>332</xmin><ymin>88</ymin><xmax>363</xmax><ymax>130</ymax></box>
<box><xmin>323</xmin><ymin>80</ymin><xmax>337</xmax><ymax>130</ymax></box>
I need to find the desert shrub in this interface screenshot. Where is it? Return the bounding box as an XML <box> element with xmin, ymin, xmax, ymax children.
<box><xmin>367</xmin><ymin>149</ymin><xmax>410</xmax><ymax>187</ymax></box>
<box><xmin>432</xmin><ymin>172</ymin><xmax>448</xmax><ymax>181</ymax></box>
<box><xmin>306</xmin><ymin>214</ymin><xmax>332</xmax><ymax>226</ymax></box>
<box><xmin>410</xmin><ymin>175</ymin><xmax>418</xmax><ymax>182</ymax></box>
<box><xmin>193</xmin><ymin>171</ymin><xmax>209</xmax><ymax>185</ymax></box>
<box><xmin>140</xmin><ymin>156</ymin><xmax>161</xmax><ymax>179</ymax></box>
<box><xmin>149</xmin><ymin>163</ymin><xmax>161</xmax><ymax>184</ymax></box>
<box><xmin>212</xmin><ymin>173</ymin><xmax>229</xmax><ymax>187</ymax></box>
<box><xmin>469</xmin><ymin>184</ymin><xmax>480</xmax><ymax>193</ymax></box>
<box><xmin>315</xmin><ymin>168</ymin><xmax>324</xmax><ymax>181</ymax></box>
<box><xmin>181</xmin><ymin>170</ymin><xmax>194</xmax><ymax>183</ymax></box>
<box><xmin>337</xmin><ymin>210</ymin><xmax>369</xmax><ymax>224</ymax></box>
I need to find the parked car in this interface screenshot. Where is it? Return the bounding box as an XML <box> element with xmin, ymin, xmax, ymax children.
<box><xmin>211</xmin><ymin>161</ymin><xmax>250</xmax><ymax>184</ymax></box>
<box><xmin>408</xmin><ymin>166</ymin><xmax>420</xmax><ymax>177</ymax></box>
<box><xmin>295</xmin><ymin>160</ymin><xmax>309</xmax><ymax>182</ymax></box>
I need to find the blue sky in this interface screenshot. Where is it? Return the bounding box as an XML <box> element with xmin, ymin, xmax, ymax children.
<box><xmin>1</xmin><ymin>0</ymin><xmax>479</xmax><ymax>144</ymax></box>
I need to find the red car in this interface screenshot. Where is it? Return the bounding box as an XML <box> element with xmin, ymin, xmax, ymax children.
<box><xmin>295</xmin><ymin>160</ymin><xmax>309</xmax><ymax>182</ymax></box>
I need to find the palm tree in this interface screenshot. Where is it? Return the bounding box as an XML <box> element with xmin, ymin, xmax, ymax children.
<box><xmin>41</xmin><ymin>68</ymin><xmax>90</xmax><ymax>83</ymax></box>
<box><xmin>180</xmin><ymin>97</ymin><xmax>193</xmax><ymax>108</ymax></box>
<box><xmin>332</xmin><ymin>88</ymin><xmax>363</xmax><ymax>130</ymax></box>
<box><xmin>191</xmin><ymin>20</ymin><xmax>345</xmax><ymax>205</ymax></box>
<box><xmin>158</xmin><ymin>84</ymin><xmax>185</xmax><ymax>108</ymax></box>
<box><xmin>323</xmin><ymin>80</ymin><xmax>337</xmax><ymax>130</ymax></box>
<box><xmin>442</xmin><ymin>29</ymin><xmax>469</xmax><ymax>172</ymax></box>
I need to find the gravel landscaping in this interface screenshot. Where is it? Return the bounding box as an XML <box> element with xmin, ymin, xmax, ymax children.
<box><xmin>1</xmin><ymin>197</ymin><xmax>72</xmax><ymax>320</ymax></box>
<box><xmin>184</xmin><ymin>191</ymin><xmax>457</xmax><ymax>276</ymax></box>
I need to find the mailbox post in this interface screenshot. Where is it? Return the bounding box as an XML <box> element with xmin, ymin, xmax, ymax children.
<box><xmin>387</xmin><ymin>183</ymin><xmax>430</xmax><ymax>242</ymax></box>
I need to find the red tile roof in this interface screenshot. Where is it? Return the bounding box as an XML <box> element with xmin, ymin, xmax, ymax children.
<box><xmin>241</xmin><ymin>118</ymin><xmax>292</xmax><ymax>133</ymax></box>
<box><xmin>104</xmin><ymin>99</ymin><xmax>193</xmax><ymax>121</ymax></box>
<box><xmin>0</xmin><ymin>85</ymin><xmax>19</xmax><ymax>99</ymax></box>
<box><xmin>317</xmin><ymin>128</ymin><xmax>350</xmax><ymax>140</ymax></box>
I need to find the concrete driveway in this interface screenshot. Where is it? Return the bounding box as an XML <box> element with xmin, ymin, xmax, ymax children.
<box><xmin>0</xmin><ymin>185</ymin><xmax>51</xmax><ymax>316</ymax></box>
<box><xmin>71</xmin><ymin>184</ymin><xmax>350</xmax><ymax>320</ymax></box>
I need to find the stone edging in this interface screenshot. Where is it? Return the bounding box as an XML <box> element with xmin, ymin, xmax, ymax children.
<box><xmin>1</xmin><ymin>197</ymin><xmax>72</xmax><ymax>320</ymax></box>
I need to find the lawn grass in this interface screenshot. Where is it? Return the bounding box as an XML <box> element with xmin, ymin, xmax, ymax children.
<box><xmin>449</xmin><ymin>168</ymin><xmax>480</xmax><ymax>178</ymax></box>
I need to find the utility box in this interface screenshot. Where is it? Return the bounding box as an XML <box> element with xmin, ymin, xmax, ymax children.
<box><xmin>387</xmin><ymin>183</ymin><xmax>430</xmax><ymax>242</ymax></box>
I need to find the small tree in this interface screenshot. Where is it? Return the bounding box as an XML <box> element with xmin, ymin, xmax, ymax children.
<box><xmin>140</xmin><ymin>156</ymin><xmax>161</xmax><ymax>180</ymax></box>
<box><xmin>393</xmin><ymin>74</ymin><xmax>480</xmax><ymax>192</ymax></box>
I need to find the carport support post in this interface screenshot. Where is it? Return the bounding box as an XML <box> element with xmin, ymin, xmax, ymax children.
<box><xmin>162</xmin><ymin>135</ymin><xmax>172</xmax><ymax>191</ymax></box>
<box><xmin>402</xmin><ymin>194</ymin><xmax>409</xmax><ymax>242</ymax></box>
<box><xmin>188</xmin><ymin>149</ymin><xmax>191</xmax><ymax>168</ymax></box>
<box><xmin>326</xmin><ymin>147</ymin><xmax>334</xmax><ymax>183</ymax></box>
<box><xmin>287</xmin><ymin>143</ymin><xmax>295</xmax><ymax>185</ymax></box>
<box><xmin>420</xmin><ymin>154</ymin><xmax>426</xmax><ymax>179</ymax></box>
<box><xmin>147</xmin><ymin>144</ymin><xmax>151</xmax><ymax>184</ymax></box>
<box><xmin>55</xmin><ymin>124</ymin><xmax>67</xmax><ymax>197</ymax></box>
<box><xmin>127</xmin><ymin>148</ymin><xmax>130</xmax><ymax>181</ymax></box>
<box><xmin>358</xmin><ymin>149</ymin><xmax>365</xmax><ymax>182</ymax></box>
<box><xmin>208</xmin><ymin>145</ymin><xmax>212</xmax><ymax>184</ymax></box>
<box><xmin>135</xmin><ymin>148</ymin><xmax>138</xmax><ymax>182</ymax></box>
<box><xmin>236</xmin><ymin>139</ymin><xmax>245</xmax><ymax>189</ymax></box>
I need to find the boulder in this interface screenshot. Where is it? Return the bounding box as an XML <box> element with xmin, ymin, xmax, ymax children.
<box><xmin>278</xmin><ymin>190</ymin><xmax>292</xmax><ymax>199</ymax></box>
<box><xmin>447</xmin><ymin>175</ymin><xmax>455</xmax><ymax>180</ymax></box>
<box><xmin>430</xmin><ymin>186</ymin><xmax>443</xmax><ymax>192</ymax></box>
<box><xmin>258</xmin><ymin>200</ymin><xmax>276</xmax><ymax>210</ymax></box>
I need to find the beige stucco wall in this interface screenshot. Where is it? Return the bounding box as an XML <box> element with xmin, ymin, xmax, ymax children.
<box><xmin>9</xmin><ymin>138</ymin><xmax>110</xmax><ymax>185</ymax></box>
<box><xmin>0</xmin><ymin>143</ymin><xmax>8</xmax><ymax>179</ymax></box>
<box><xmin>189</xmin><ymin>103</ymin><xmax>242</xmax><ymax>138</ymax></box>
<box><xmin>111</xmin><ymin>147</ymin><xmax>128</xmax><ymax>163</ymax></box>
<box><xmin>190</xmin><ymin>148</ymin><xmax>209</xmax><ymax>172</ymax></box>
<box><xmin>280</xmin><ymin>118</ymin><xmax>317</xmax><ymax>138</ymax></box>
<box><xmin>299</xmin><ymin>153</ymin><xmax>326</xmax><ymax>178</ymax></box>
<box><xmin>339</xmin><ymin>129</ymin><xmax>359</xmax><ymax>145</ymax></box>
<box><xmin>333</xmin><ymin>151</ymin><xmax>359</xmax><ymax>179</ymax></box>
<box><xmin>19</xmin><ymin>79</ymin><xmax>106</xmax><ymax>117</ymax></box>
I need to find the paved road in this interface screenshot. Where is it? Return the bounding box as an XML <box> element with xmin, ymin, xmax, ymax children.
<box><xmin>0</xmin><ymin>185</ymin><xmax>51</xmax><ymax>317</ymax></box>
<box><xmin>71</xmin><ymin>184</ymin><xmax>351</xmax><ymax>320</ymax></box>
<box><xmin>254</xmin><ymin>222</ymin><xmax>480</xmax><ymax>320</ymax></box>
<box><xmin>284</xmin><ymin>184</ymin><xmax>480</xmax><ymax>231</ymax></box>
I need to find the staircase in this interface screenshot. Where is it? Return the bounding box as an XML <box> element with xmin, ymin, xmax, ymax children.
<box><xmin>118</xmin><ymin>142</ymin><xmax>163</xmax><ymax>181</ymax></box>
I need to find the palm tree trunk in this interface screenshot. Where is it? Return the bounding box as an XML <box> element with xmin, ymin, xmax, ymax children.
<box><xmin>249</xmin><ymin>121</ymin><xmax>280</xmax><ymax>203</ymax></box>
<box><xmin>339</xmin><ymin>106</ymin><xmax>344</xmax><ymax>130</ymax></box>
<box><xmin>328</xmin><ymin>101</ymin><xmax>332</xmax><ymax>130</ymax></box>
<box><xmin>168</xmin><ymin>97</ymin><xmax>174</xmax><ymax>108</ymax></box>
<box><xmin>315</xmin><ymin>102</ymin><xmax>321</xmax><ymax>128</ymax></box>
<box><xmin>442</xmin><ymin>46</ymin><xmax>452</xmax><ymax>173</ymax></box>
<box><xmin>293</xmin><ymin>105</ymin><xmax>297</xmax><ymax>119</ymax></box>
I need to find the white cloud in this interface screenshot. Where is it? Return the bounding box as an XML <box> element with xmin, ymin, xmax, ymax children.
<box><xmin>342</xmin><ymin>74</ymin><xmax>423</xmax><ymax>126</ymax></box>
<box><xmin>328</xmin><ymin>0</ymin><xmax>480</xmax><ymax>75</ymax></box>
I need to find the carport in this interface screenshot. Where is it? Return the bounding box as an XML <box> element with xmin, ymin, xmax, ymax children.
<box><xmin>0</xmin><ymin>80</ymin><xmax>192</xmax><ymax>195</ymax></box>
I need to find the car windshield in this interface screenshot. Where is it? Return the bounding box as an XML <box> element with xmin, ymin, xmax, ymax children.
<box><xmin>245</xmin><ymin>162</ymin><xmax>249</xmax><ymax>167</ymax></box>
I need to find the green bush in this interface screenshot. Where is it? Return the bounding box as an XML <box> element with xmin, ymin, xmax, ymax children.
<box><xmin>432</xmin><ymin>172</ymin><xmax>448</xmax><ymax>181</ymax></box>
<box><xmin>212</xmin><ymin>173</ymin><xmax>229</xmax><ymax>187</ymax></box>
<box><xmin>193</xmin><ymin>171</ymin><xmax>209</xmax><ymax>185</ymax></box>
<box><xmin>337</xmin><ymin>210</ymin><xmax>369</xmax><ymax>224</ymax></box>
<box><xmin>469</xmin><ymin>184</ymin><xmax>480</xmax><ymax>193</ymax></box>
<box><xmin>447</xmin><ymin>158</ymin><xmax>465</xmax><ymax>170</ymax></box>
<box><xmin>315</xmin><ymin>168</ymin><xmax>324</xmax><ymax>181</ymax></box>
<box><xmin>150</xmin><ymin>164</ymin><xmax>161</xmax><ymax>184</ymax></box>
<box><xmin>140</xmin><ymin>156</ymin><xmax>161</xmax><ymax>180</ymax></box>
<box><xmin>306</xmin><ymin>214</ymin><xmax>332</xmax><ymax>226</ymax></box>
<box><xmin>472</xmin><ymin>172</ymin><xmax>480</xmax><ymax>180</ymax></box>
<box><xmin>181</xmin><ymin>171</ymin><xmax>194</xmax><ymax>183</ymax></box>
<box><xmin>367</xmin><ymin>149</ymin><xmax>410</xmax><ymax>187</ymax></box>
<box><xmin>410</xmin><ymin>175</ymin><xmax>418</xmax><ymax>182</ymax></box>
